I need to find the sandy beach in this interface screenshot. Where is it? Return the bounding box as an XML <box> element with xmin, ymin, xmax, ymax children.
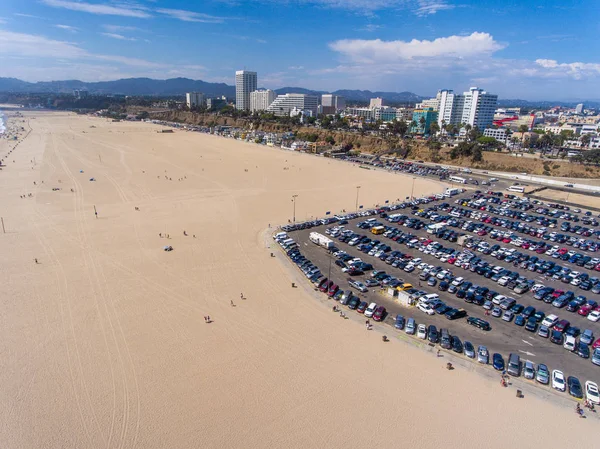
<box><xmin>0</xmin><ymin>111</ymin><xmax>596</xmax><ymax>449</ymax></box>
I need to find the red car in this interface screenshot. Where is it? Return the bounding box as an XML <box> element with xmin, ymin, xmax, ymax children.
<box><xmin>327</xmin><ymin>284</ymin><xmax>339</xmax><ymax>297</ymax></box>
<box><xmin>319</xmin><ymin>280</ymin><xmax>331</xmax><ymax>292</ymax></box>
<box><xmin>357</xmin><ymin>301</ymin><xmax>368</xmax><ymax>314</ymax></box>
<box><xmin>502</xmin><ymin>238</ymin><xmax>512</xmax><ymax>243</ymax></box>
<box><xmin>578</xmin><ymin>304</ymin><xmax>594</xmax><ymax>316</ymax></box>
<box><xmin>447</xmin><ymin>257</ymin><xmax>457</xmax><ymax>265</ymax></box>
<box><xmin>593</xmin><ymin>338</ymin><xmax>600</xmax><ymax>350</ymax></box>
<box><xmin>373</xmin><ymin>306</ymin><xmax>387</xmax><ymax>322</ymax></box>
<box><xmin>595</xmin><ymin>263</ymin><xmax>600</xmax><ymax>272</ymax></box>
<box><xmin>552</xmin><ymin>290</ymin><xmax>564</xmax><ymax>299</ymax></box>
<box><xmin>553</xmin><ymin>319</ymin><xmax>570</xmax><ymax>333</ymax></box>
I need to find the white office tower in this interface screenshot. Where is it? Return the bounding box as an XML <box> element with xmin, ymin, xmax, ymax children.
<box><xmin>369</xmin><ymin>97</ymin><xmax>384</xmax><ymax>109</ymax></box>
<box><xmin>266</xmin><ymin>93</ymin><xmax>319</xmax><ymax>117</ymax></box>
<box><xmin>575</xmin><ymin>103</ymin><xmax>584</xmax><ymax>114</ymax></box>
<box><xmin>186</xmin><ymin>92</ymin><xmax>205</xmax><ymax>108</ymax></box>
<box><xmin>321</xmin><ymin>94</ymin><xmax>346</xmax><ymax>114</ymax></box>
<box><xmin>437</xmin><ymin>87</ymin><xmax>497</xmax><ymax>130</ymax></box>
<box><xmin>235</xmin><ymin>70</ymin><xmax>257</xmax><ymax>110</ymax></box>
<box><xmin>250</xmin><ymin>89</ymin><xmax>276</xmax><ymax>112</ymax></box>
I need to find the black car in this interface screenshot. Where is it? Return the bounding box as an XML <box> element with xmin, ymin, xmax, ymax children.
<box><xmin>446</xmin><ymin>308</ymin><xmax>467</xmax><ymax>320</ymax></box>
<box><xmin>347</xmin><ymin>297</ymin><xmax>361</xmax><ymax>310</ymax></box>
<box><xmin>577</xmin><ymin>343</ymin><xmax>590</xmax><ymax>359</ymax></box>
<box><xmin>567</xmin><ymin>376</ymin><xmax>583</xmax><ymax>399</ymax></box>
<box><xmin>467</xmin><ymin>317</ymin><xmax>491</xmax><ymax>331</ymax></box>
<box><xmin>550</xmin><ymin>330</ymin><xmax>564</xmax><ymax>344</ymax></box>
<box><xmin>525</xmin><ymin>317</ymin><xmax>538</xmax><ymax>332</ymax></box>
<box><xmin>427</xmin><ymin>325</ymin><xmax>439</xmax><ymax>343</ymax></box>
<box><xmin>451</xmin><ymin>336</ymin><xmax>463</xmax><ymax>353</ymax></box>
<box><xmin>439</xmin><ymin>281</ymin><xmax>450</xmax><ymax>291</ymax></box>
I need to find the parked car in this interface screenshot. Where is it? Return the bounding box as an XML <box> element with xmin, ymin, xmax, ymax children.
<box><xmin>464</xmin><ymin>341</ymin><xmax>475</xmax><ymax>358</ymax></box>
<box><xmin>536</xmin><ymin>364</ymin><xmax>550</xmax><ymax>384</ymax></box>
<box><xmin>373</xmin><ymin>306</ymin><xmax>386</xmax><ymax>322</ymax></box>
<box><xmin>492</xmin><ymin>353</ymin><xmax>505</xmax><ymax>371</ymax></box>
<box><xmin>417</xmin><ymin>324</ymin><xmax>427</xmax><ymax>339</ymax></box>
<box><xmin>567</xmin><ymin>376</ymin><xmax>583</xmax><ymax>399</ymax></box>
<box><xmin>552</xmin><ymin>370</ymin><xmax>566</xmax><ymax>391</ymax></box>
<box><xmin>394</xmin><ymin>314</ymin><xmax>405</xmax><ymax>330</ymax></box>
<box><xmin>523</xmin><ymin>361</ymin><xmax>535</xmax><ymax>379</ymax></box>
<box><xmin>477</xmin><ymin>345</ymin><xmax>489</xmax><ymax>364</ymax></box>
<box><xmin>585</xmin><ymin>381</ymin><xmax>600</xmax><ymax>405</ymax></box>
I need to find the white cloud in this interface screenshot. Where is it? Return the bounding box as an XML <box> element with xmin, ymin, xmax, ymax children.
<box><xmin>55</xmin><ymin>24</ymin><xmax>79</xmax><ymax>33</ymax></box>
<box><xmin>155</xmin><ymin>8</ymin><xmax>225</xmax><ymax>23</ymax></box>
<box><xmin>103</xmin><ymin>24</ymin><xmax>142</xmax><ymax>33</ymax></box>
<box><xmin>535</xmin><ymin>59</ymin><xmax>600</xmax><ymax>80</ymax></box>
<box><xmin>41</xmin><ymin>0</ymin><xmax>151</xmax><ymax>18</ymax></box>
<box><xmin>356</xmin><ymin>24</ymin><xmax>382</xmax><ymax>32</ymax></box>
<box><xmin>414</xmin><ymin>1</ymin><xmax>455</xmax><ymax>16</ymax></box>
<box><xmin>329</xmin><ymin>32</ymin><xmax>504</xmax><ymax>63</ymax></box>
<box><xmin>14</xmin><ymin>13</ymin><xmax>45</xmax><ymax>19</ymax></box>
<box><xmin>100</xmin><ymin>32</ymin><xmax>137</xmax><ymax>41</ymax></box>
<box><xmin>0</xmin><ymin>29</ymin><xmax>87</xmax><ymax>58</ymax></box>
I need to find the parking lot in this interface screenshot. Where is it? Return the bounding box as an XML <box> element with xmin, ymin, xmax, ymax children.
<box><xmin>278</xmin><ymin>187</ymin><xmax>600</xmax><ymax>399</ymax></box>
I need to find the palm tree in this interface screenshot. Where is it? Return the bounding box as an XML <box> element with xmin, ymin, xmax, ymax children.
<box><xmin>410</xmin><ymin>120</ymin><xmax>417</xmax><ymax>134</ymax></box>
<box><xmin>419</xmin><ymin>116</ymin><xmax>426</xmax><ymax>134</ymax></box>
<box><xmin>429</xmin><ymin>121</ymin><xmax>440</xmax><ymax>137</ymax></box>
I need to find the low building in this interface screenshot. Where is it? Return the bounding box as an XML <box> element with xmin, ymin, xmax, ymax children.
<box><xmin>206</xmin><ymin>97</ymin><xmax>227</xmax><ymax>111</ymax></box>
<box><xmin>266</xmin><ymin>93</ymin><xmax>318</xmax><ymax>117</ymax></box>
<box><xmin>411</xmin><ymin>108</ymin><xmax>438</xmax><ymax>134</ymax></box>
<box><xmin>321</xmin><ymin>94</ymin><xmax>346</xmax><ymax>114</ymax></box>
<box><xmin>483</xmin><ymin>127</ymin><xmax>509</xmax><ymax>143</ymax></box>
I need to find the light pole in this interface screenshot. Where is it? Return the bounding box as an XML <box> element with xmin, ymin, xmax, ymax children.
<box><xmin>355</xmin><ymin>185</ymin><xmax>361</xmax><ymax>212</ymax></box>
<box><xmin>411</xmin><ymin>177</ymin><xmax>416</xmax><ymax>200</ymax></box>
<box><xmin>291</xmin><ymin>194</ymin><xmax>298</xmax><ymax>223</ymax></box>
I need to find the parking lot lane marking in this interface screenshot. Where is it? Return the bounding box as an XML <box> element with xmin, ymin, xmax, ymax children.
<box><xmin>522</xmin><ymin>339</ymin><xmax>534</xmax><ymax>347</ymax></box>
<box><xmin>519</xmin><ymin>350</ymin><xmax>536</xmax><ymax>357</ymax></box>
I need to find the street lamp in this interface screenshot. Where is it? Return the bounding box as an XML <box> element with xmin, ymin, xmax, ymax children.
<box><xmin>291</xmin><ymin>194</ymin><xmax>298</xmax><ymax>223</ymax></box>
<box><xmin>411</xmin><ymin>177</ymin><xmax>416</xmax><ymax>200</ymax></box>
<box><xmin>355</xmin><ymin>185</ymin><xmax>361</xmax><ymax>212</ymax></box>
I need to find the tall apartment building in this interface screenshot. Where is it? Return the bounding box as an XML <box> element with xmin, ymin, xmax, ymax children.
<box><xmin>235</xmin><ymin>70</ymin><xmax>257</xmax><ymax>110</ymax></box>
<box><xmin>321</xmin><ymin>94</ymin><xmax>346</xmax><ymax>114</ymax></box>
<box><xmin>250</xmin><ymin>89</ymin><xmax>276</xmax><ymax>112</ymax></box>
<box><xmin>437</xmin><ymin>87</ymin><xmax>497</xmax><ymax>130</ymax></box>
<box><xmin>266</xmin><ymin>93</ymin><xmax>318</xmax><ymax>117</ymax></box>
<box><xmin>575</xmin><ymin>103</ymin><xmax>584</xmax><ymax>114</ymax></box>
<box><xmin>369</xmin><ymin>97</ymin><xmax>384</xmax><ymax>109</ymax></box>
<box><xmin>186</xmin><ymin>92</ymin><xmax>205</xmax><ymax>109</ymax></box>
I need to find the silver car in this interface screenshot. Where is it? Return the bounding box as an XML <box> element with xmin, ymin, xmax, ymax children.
<box><xmin>477</xmin><ymin>345</ymin><xmax>489</xmax><ymax>364</ymax></box>
<box><xmin>523</xmin><ymin>361</ymin><xmax>535</xmax><ymax>379</ymax></box>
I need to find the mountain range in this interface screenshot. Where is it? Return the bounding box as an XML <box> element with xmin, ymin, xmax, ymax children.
<box><xmin>0</xmin><ymin>77</ymin><xmax>425</xmax><ymax>104</ymax></box>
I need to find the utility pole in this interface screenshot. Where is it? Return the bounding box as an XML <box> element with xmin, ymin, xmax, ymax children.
<box><xmin>355</xmin><ymin>185</ymin><xmax>361</xmax><ymax>212</ymax></box>
<box><xmin>291</xmin><ymin>194</ymin><xmax>298</xmax><ymax>223</ymax></box>
<box><xmin>1</xmin><ymin>217</ymin><xmax>5</xmax><ymax>234</ymax></box>
<box><xmin>411</xmin><ymin>177</ymin><xmax>416</xmax><ymax>200</ymax></box>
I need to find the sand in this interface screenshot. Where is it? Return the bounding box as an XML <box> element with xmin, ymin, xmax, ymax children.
<box><xmin>0</xmin><ymin>111</ymin><xmax>596</xmax><ymax>449</ymax></box>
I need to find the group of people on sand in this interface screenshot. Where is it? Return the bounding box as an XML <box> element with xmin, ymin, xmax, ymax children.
<box><xmin>19</xmin><ymin>193</ymin><xmax>33</xmax><ymax>199</ymax></box>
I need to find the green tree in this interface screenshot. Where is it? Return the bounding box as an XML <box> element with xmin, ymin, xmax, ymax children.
<box><xmin>518</xmin><ymin>124</ymin><xmax>529</xmax><ymax>134</ymax></box>
<box><xmin>429</xmin><ymin>121</ymin><xmax>440</xmax><ymax>136</ymax></box>
<box><xmin>419</xmin><ymin>116</ymin><xmax>426</xmax><ymax>133</ymax></box>
<box><xmin>581</xmin><ymin>134</ymin><xmax>592</xmax><ymax>147</ymax></box>
<box><xmin>410</xmin><ymin>120</ymin><xmax>417</xmax><ymax>133</ymax></box>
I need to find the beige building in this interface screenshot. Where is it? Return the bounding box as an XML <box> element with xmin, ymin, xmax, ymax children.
<box><xmin>369</xmin><ymin>97</ymin><xmax>384</xmax><ymax>109</ymax></box>
<box><xmin>250</xmin><ymin>89</ymin><xmax>276</xmax><ymax>112</ymax></box>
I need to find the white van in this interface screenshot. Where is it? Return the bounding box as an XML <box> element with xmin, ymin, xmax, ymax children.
<box><xmin>274</xmin><ymin>232</ymin><xmax>287</xmax><ymax>241</ymax></box>
<box><xmin>364</xmin><ymin>302</ymin><xmax>378</xmax><ymax>318</ymax></box>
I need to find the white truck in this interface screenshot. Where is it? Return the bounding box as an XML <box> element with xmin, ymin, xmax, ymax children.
<box><xmin>309</xmin><ymin>232</ymin><xmax>334</xmax><ymax>250</ymax></box>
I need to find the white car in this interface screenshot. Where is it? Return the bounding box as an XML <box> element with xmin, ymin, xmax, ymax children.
<box><xmin>436</xmin><ymin>270</ymin><xmax>449</xmax><ymax>280</ymax></box>
<box><xmin>417</xmin><ymin>303</ymin><xmax>435</xmax><ymax>315</ymax></box>
<box><xmin>417</xmin><ymin>262</ymin><xmax>428</xmax><ymax>270</ymax></box>
<box><xmin>585</xmin><ymin>381</ymin><xmax>600</xmax><ymax>405</ymax></box>
<box><xmin>452</xmin><ymin>277</ymin><xmax>464</xmax><ymax>286</ymax></box>
<box><xmin>349</xmin><ymin>280</ymin><xmax>368</xmax><ymax>293</ymax></box>
<box><xmin>417</xmin><ymin>324</ymin><xmax>427</xmax><ymax>339</ymax></box>
<box><xmin>541</xmin><ymin>314</ymin><xmax>559</xmax><ymax>328</ymax></box>
<box><xmin>587</xmin><ymin>311</ymin><xmax>600</xmax><ymax>322</ymax></box>
<box><xmin>552</xmin><ymin>370</ymin><xmax>566</xmax><ymax>392</ymax></box>
<box><xmin>364</xmin><ymin>302</ymin><xmax>377</xmax><ymax>318</ymax></box>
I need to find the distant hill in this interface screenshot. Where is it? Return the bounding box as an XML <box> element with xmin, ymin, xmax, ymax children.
<box><xmin>0</xmin><ymin>77</ymin><xmax>425</xmax><ymax>104</ymax></box>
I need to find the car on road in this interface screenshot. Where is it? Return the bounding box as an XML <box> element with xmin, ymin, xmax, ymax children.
<box><xmin>451</xmin><ymin>336</ymin><xmax>463</xmax><ymax>353</ymax></box>
<box><xmin>394</xmin><ymin>314</ymin><xmax>405</xmax><ymax>330</ymax></box>
<box><xmin>417</xmin><ymin>303</ymin><xmax>435</xmax><ymax>315</ymax></box>
<box><xmin>373</xmin><ymin>306</ymin><xmax>386</xmax><ymax>322</ymax></box>
<box><xmin>552</xmin><ymin>370</ymin><xmax>566</xmax><ymax>392</ymax></box>
<box><xmin>567</xmin><ymin>376</ymin><xmax>583</xmax><ymax>399</ymax></box>
<box><xmin>445</xmin><ymin>308</ymin><xmax>467</xmax><ymax>320</ymax></box>
<box><xmin>467</xmin><ymin>317</ymin><xmax>491</xmax><ymax>331</ymax></box>
<box><xmin>523</xmin><ymin>361</ymin><xmax>535</xmax><ymax>379</ymax></box>
<box><xmin>477</xmin><ymin>345</ymin><xmax>489</xmax><ymax>364</ymax></box>
<box><xmin>492</xmin><ymin>353</ymin><xmax>505</xmax><ymax>371</ymax></box>
<box><xmin>459</xmin><ymin>339</ymin><xmax>474</xmax><ymax>357</ymax></box>
<box><xmin>364</xmin><ymin>302</ymin><xmax>377</xmax><ymax>318</ymax></box>
<box><xmin>585</xmin><ymin>381</ymin><xmax>600</xmax><ymax>405</ymax></box>
<box><xmin>349</xmin><ymin>280</ymin><xmax>368</xmax><ymax>293</ymax></box>
<box><xmin>417</xmin><ymin>324</ymin><xmax>427</xmax><ymax>339</ymax></box>
<box><xmin>357</xmin><ymin>301</ymin><xmax>368</xmax><ymax>314</ymax></box>
<box><xmin>536</xmin><ymin>364</ymin><xmax>550</xmax><ymax>384</ymax></box>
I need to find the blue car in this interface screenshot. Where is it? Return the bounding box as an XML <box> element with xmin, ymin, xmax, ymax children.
<box><xmin>493</xmin><ymin>353</ymin><xmax>505</xmax><ymax>371</ymax></box>
<box><xmin>514</xmin><ymin>315</ymin><xmax>526</xmax><ymax>326</ymax></box>
<box><xmin>394</xmin><ymin>314</ymin><xmax>405</xmax><ymax>330</ymax></box>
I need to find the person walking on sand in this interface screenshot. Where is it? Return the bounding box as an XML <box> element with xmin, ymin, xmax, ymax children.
<box><xmin>231</xmin><ymin>300</ymin><xmax>235</xmax><ymax>307</ymax></box>
<box><xmin>34</xmin><ymin>258</ymin><xmax>38</xmax><ymax>264</ymax></box>
<box><xmin>437</xmin><ymin>349</ymin><xmax>441</xmax><ymax>357</ymax></box>
<box><xmin>240</xmin><ymin>292</ymin><xmax>244</xmax><ymax>300</ymax></box>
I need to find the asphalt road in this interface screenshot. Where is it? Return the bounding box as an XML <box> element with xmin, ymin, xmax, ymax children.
<box><xmin>287</xmin><ymin>213</ymin><xmax>600</xmax><ymax>389</ymax></box>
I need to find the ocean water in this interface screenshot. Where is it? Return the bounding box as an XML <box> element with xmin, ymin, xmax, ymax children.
<box><xmin>0</xmin><ymin>111</ymin><xmax>5</xmax><ymax>135</ymax></box>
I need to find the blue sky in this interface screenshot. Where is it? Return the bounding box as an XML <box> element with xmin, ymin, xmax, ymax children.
<box><xmin>0</xmin><ymin>0</ymin><xmax>598</xmax><ymax>100</ymax></box>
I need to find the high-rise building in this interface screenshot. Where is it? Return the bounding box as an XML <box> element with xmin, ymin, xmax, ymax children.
<box><xmin>437</xmin><ymin>87</ymin><xmax>497</xmax><ymax>130</ymax></box>
<box><xmin>266</xmin><ymin>93</ymin><xmax>318</xmax><ymax>117</ymax></box>
<box><xmin>186</xmin><ymin>92</ymin><xmax>205</xmax><ymax>109</ymax></box>
<box><xmin>321</xmin><ymin>94</ymin><xmax>346</xmax><ymax>114</ymax></box>
<box><xmin>369</xmin><ymin>97</ymin><xmax>384</xmax><ymax>109</ymax></box>
<box><xmin>235</xmin><ymin>70</ymin><xmax>257</xmax><ymax>110</ymax></box>
<box><xmin>575</xmin><ymin>103</ymin><xmax>584</xmax><ymax>114</ymax></box>
<box><xmin>250</xmin><ymin>89</ymin><xmax>276</xmax><ymax>112</ymax></box>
